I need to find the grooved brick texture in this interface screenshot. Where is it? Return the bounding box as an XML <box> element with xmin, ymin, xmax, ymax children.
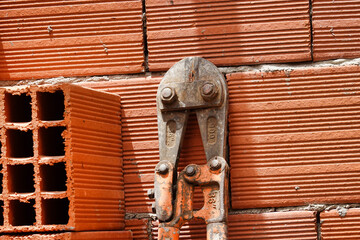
<box><xmin>0</xmin><ymin>84</ymin><xmax>124</xmax><ymax>232</ymax></box>
<box><xmin>146</xmin><ymin>0</ymin><xmax>311</xmax><ymax>71</ymax></box>
<box><xmin>228</xmin><ymin>65</ymin><xmax>360</xmax><ymax>208</ymax></box>
<box><xmin>0</xmin><ymin>1</ymin><xmax>144</xmax><ymax>81</ymax></box>
<box><xmin>152</xmin><ymin>211</ymin><xmax>317</xmax><ymax>239</ymax></box>
<box><xmin>0</xmin><ymin>230</ymin><xmax>132</xmax><ymax>240</ymax></box>
<box><xmin>81</xmin><ymin>78</ymin><xmax>206</xmax><ymax>213</ymax></box>
<box><xmin>320</xmin><ymin>209</ymin><xmax>360</xmax><ymax>240</ymax></box>
<box><xmin>312</xmin><ymin>0</ymin><xmax>360</xmax><ymax>61</ymax></box>
<box><xmin>125</xmin><ymin>219</ymin><xmax>149</xmax><ymax>240</ymax></box>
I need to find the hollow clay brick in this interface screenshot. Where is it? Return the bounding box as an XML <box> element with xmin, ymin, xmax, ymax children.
<box><xmin>0</xmin><ymin>84</ymin><xmax>124</xmax><ymax>233</ymax></box>
<box><xmin>0</xmin><ymin>230</ymin><xmax>133</xmax><ymax>239</ymax></box>
<box><xmin>125</xmin><ymin>219</ymin><xmax>149</xmax><ymax>240</ymax></box>
<box><xmin>227</xmin><ymin>65</ymin><xmax>360</xmax><ymax>209</ymax></box>
<box><xmin>152</xmin><ymin>211</ymin><xmax>317</xmax><ymax>239</ymax></box>
<box><xmin>0</xmin><ymin>1</ymin><xmax>144</xmax><ymax>81</ymax></box>
<box><xmin>145</xmin><ymin>0</ymin><xmax>311</xmax><ymax>71</ymax></box>
<box><xmin>320</xmin><ymin>208</ymin><xmax>360</xmax><ymax>240</ymax></box>
<box><xmin>312</xmin><ymin>0</ymin><xmax>360</xmax><ymax>61</ymax></box>
<box><xmin>82</xmin><ymin>78</ymin><xmax>206</xmax><ymax>213</ymax></box>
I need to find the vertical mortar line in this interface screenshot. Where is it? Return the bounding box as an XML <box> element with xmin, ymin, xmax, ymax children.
<box><xmin>308</xmin><ymin>0</ymin><xmax>314</xmax><ymax>60</ymax></box>
<box><xmin>224</xmin><ymin>73</ymin><xmax>232</xmax><ymax>212</ymax></box>
<box><xmin>316</xmin><ymin>211</ymin><xmax>322</xmax><ymax>240</ymax></box>
<box><xmin>32</xmin><ymin>89</ymin><xmax>42</xmax><ymax>227</ymax></box>
<box><xmin>142</xmin><ymin>0</ymin><xmax>149</xmax><ymax>72</ymax></box>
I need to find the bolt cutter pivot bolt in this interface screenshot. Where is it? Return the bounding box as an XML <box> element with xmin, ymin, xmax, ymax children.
<box><xmin>161</xmin><ymin>87</ymin><xmax>176</xmax><ymax>104</ymax></box>
<box><xmin>201</xmin><ymin>83</ymin><xmax>218</xmax><ymax>101</ymax></box>
<box><xmin>209</xmin><ymin>158</ymin><xmax>221</xmax><ymax>171</ymax></box>
<box><xmin>157</xmin><ymin>163</ymin><xmax>169</xmax><ymax>174</ymax></box>
<box><xmin>185</xmin><ymin>165</ymin><xmax>196</xmax><ymax>176</ymax></box>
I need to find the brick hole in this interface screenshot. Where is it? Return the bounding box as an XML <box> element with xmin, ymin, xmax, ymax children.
<box><xmin>0</xmin><ymin>201</ymin><xmax>3</xmax><ymax>226</ymax></box>
<box><xmin>42</xmin><ymin>198</ymin><xmax>69</xmax><ymax>225</ymax></box>
<box><xmin>8</xmin><ymin>164</ymin><xmax>35</xmax><ymax>193</ymax></box>
<box><xmin>5</xmin><ymin>93</ymin><xmax>32</xmax><ymax>123</ymax></box>
<box><xmin>6</xmin><ymin>130</ymin><xmax>33</xmax><ymax>158</ymax></box>
<box><xmin>9</xmin><ymin>199</ymin><xmax>35</xmax><ymax>226</ymax></box>
<box><xmin>39</xmin><ymin>127</ymin><xmax>65</xmax><ymax>157</ymax></box>
<box><xmin>40</xmin><ymin>162</ymin><xmax>67</xmax><ymax>192</ymax></box>
<box><xmin>37</xmin><ymin>91</ymin><xmax>65</xmax><ymax>121</ymax></box>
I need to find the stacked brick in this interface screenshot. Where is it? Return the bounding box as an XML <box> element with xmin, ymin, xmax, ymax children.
<box><xmin>0</xmin><ymin>0</ymin><xmax>144</xmax><ymax>81</ymax></box>
<box><xmin>0</xmin><ymin>84</ymin><xmax>131</xmax><ymax>238</ymax></box>
<box><xmin>145</xmin><ymin>0</ymin><xmax>311</xmax><ymax>70</ymax></box>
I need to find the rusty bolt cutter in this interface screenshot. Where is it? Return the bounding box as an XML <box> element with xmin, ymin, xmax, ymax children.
<box><xmin>148</xmin><ymin>57</ymin><xmax>229</xmax><ymax>240</ymax></box>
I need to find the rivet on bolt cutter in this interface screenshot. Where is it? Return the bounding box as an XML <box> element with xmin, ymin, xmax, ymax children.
<box><xmin>149</xmin><ymin>57</ymin><xmax>229</xmax><ymax>240</ymax></box>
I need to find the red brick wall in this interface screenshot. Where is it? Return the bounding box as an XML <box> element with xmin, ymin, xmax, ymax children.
<box><xmin>1</xmin><ymin>0</ymin><xmax>360</xmax><ymax>239</ymax></box>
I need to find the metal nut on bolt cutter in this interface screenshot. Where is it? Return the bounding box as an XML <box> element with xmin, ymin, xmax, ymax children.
<box><xmin>150</xmin><ymin>57</ymin><xmax>229</xmax><ymax>240</ymax></box>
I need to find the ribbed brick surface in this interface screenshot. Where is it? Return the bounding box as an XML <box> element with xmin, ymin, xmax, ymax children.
<box><xmin>0</xmin><ymin>84</ymin><xmax>124</xmax><ymax>232</ymax></box>
<box><xmin>312</xmin><ymin>0</ymin><xmax>360</xmax><ymax>61</ymax></box>
<box><xmin>82</xmin><ymin>78</ymin><xmax>206</xmax><ymax>213</ymax></box>
<box><xmin>146</xmin><ymin>0</ymin><xmax>311</xmax><ymax>71</ymax></box>
<box><xmin>0</xmin><ymin>1</ymin><xmax>143</xmax><ymax>81</ymax></box>
<box><xmin>228</xmin><ymin>65</ymin><xmax>360</xmax><ymax>209</ymax></box>
<box><xmin>152</xmin><ymin>211</ymin><xmax>317</xmax><ymax>239</ymax></box>
<box><xmin>320</xmin><ymin>209</ymin><xmax>360</xmax><ymax>240</ymax></box>
<box><xmin>0</xmin><ymin>230</ymin><xmax>133</xmax><ymax>239</ymax></box>
<box><xmin>125</xmin><ymin>219</ymin><xmax>149</xmax><ymax>240</ymax></box>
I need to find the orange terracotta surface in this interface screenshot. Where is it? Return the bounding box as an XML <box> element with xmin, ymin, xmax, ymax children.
<box><xmin>0</xmin><ymin>230</ymin><xmax>133</xmax><ymax>239</ymax></box>
<box><xmin>320</xmin><ymin>208</ymin><xmax>360</xmax><ymax>240</ymax></box>
<box><xmin>312</xmin><ymin>0</ymin><xmax>360</xmax><ymax>61</ymax></box>
<box><xmin>227</xmin><ymin>65</ymin><xmax>360</xmax><ymax>209</ymax></box>
<box><xmin>82</xmin><ymin>78</ymin><xmax>206</xmax><ymax>213</ymax></box>
<box><xmin>0</xmin><ymin>84</ymin><xmax>124</xmax><ymax>232</ymax></box>
<box><xmin>125</xmin><ymin>219</ymin><xmax>149</xmax><ymax>240</ymax></box>
<box><xmin>152</xmin><ymin>211</ymin><xmax>317</xmax><ymax>239</ymax></box>
<box><xmin>0</xmin><ymin>1</ymin><xmax>144</xmax><ymax>81</ymax></box>
<box><xmin>145</xmin><ymin>0</ymin><xmax>311</xmax><ymax>71</ymax></box>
